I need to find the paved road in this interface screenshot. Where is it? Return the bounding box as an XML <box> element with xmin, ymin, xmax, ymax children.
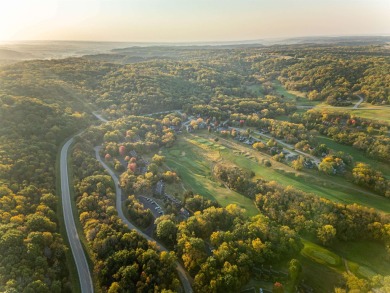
<box><xmin>60</xmin><ymin>137</ymin><xmax>94</xmax><ymax>293</ymax></box>
<box><xmin>353</xmin><ymin>94</ymin><xmax>364</xmax><ymax>109</ymax></box>
<box><xmin>94</xmin><ymin>147</ymin><xmax>193</xmax><ymax>293</ymax></box>
<box><xmin>229</xmin><ymin>126</ymin><xmax>321</xmax><ymax>164</ymax></box>
<box><xmin>92</xmin><ymin>111</ymin><xmax>193</xmax><ymax>293</ymax></box>
<box><xmin>92</xmin><ymin>111</ymin><xmax>108</xmax><ymax>123</ymax></box>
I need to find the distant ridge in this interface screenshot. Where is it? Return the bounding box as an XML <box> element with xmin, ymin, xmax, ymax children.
<box><xmin>0</xmin><ymin>36</ymin><xmax>389</xmax><ymax>62</ymax></box>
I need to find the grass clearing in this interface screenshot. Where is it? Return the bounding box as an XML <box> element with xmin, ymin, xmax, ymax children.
<box><xmin>163</xmin><ymin>136</ymin><xmax>259</xmax><ymax>217</ymax></box>
<box><xmin>313</xmin><ymin>103</ymin><xmax>390</xmax><ymax>123</ymax></box>
<box><xmin>187</xmin><ymin>131</ymin><xmax>390</xmax><ymax>213</ymax></box>
<box><xmin>301</xmin><ymin>240</ymin><xmax>342</xmax><ymax>268</ymax></box>
<box><xmin>272</xmin><ymin>80</ymin><xmax>320</xmax><ymax>106</ymax></box>
<box><xmin>317</xmin><ymin>135</ymin><xmax>390</xmax><ymax>176</ymax></box>
<box><xmin>330</xmin><ymin>241</ymin><xmax>390</xmax><ymax>277</ymax></box>
<box><xmin>351</xmin><ymin>108</ymin><xmax>390</xmax><ymax>123</ymax></box>
<box><xmin>247</xmin><ymin>84</ymin><xmax>264</xmax><ymax>96</ymax></box>
<box><xmin>216</xmin><ymin>139</ymin><xmax>390</xmax><ymax>213</ymax></box>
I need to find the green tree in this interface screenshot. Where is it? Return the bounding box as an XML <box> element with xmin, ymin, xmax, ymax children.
<box><xmin>156</xmin><ymin>219</ymin><xmax>178</xmax><ymax>248</ymax></box>
<box><xmin>317</xmin><ymin>225</ymin><xmax>337</xmax><ymax>246</ymax></box>
<box><xmin>291</xmin><ymin>156</ymin><xmax>304</xmax><ymax>170</ymax></box>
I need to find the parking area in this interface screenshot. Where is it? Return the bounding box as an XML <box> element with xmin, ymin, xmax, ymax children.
<box><xmin>138</xmin><ymin>196</ymin><xmax>164</xmax><ymax>218</ymax></box>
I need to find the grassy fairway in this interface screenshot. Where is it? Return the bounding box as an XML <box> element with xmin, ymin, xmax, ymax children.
<box><xmin>165</xmin><ymin>132</ymin><xmax>389</xmax><ymax>290</ymax></box>
<box><xmin>300</xmin><ymin>238</ymin><xmax>390</xmax><ymax>290</ymax></box>
<box><xmin>163</xmin><ymin>137</ymin><xmax>259</xmax><ymax>217</ymax></box>
<box><xmin>317</xmin><ymin>135</ymin><xmax>390</xmax><ymax>177</ymax></box>
<box><xmin>272</xmin><ymin>80</ymin><xmax>320</xmax><ymax>106</ymax></box>
<box><xmin>313</xmin><ymin>103</ymin><xmax>390</xmax><ymax>123</ymax></box>
<box><xmin>178</xmin><ymin>131</ymin><xmax>390</xmax><ymax>213</ymax></box>
<box><xmin>331</xmin><ymin>241</ymin><xmax>390</xmax><ymax>278</ymax></box>
<box><xmin>350</xmin><ymin>107</ymin><xmax>390</xmax><ymax>123</ymax></box>
<box><xmin>273</xmin><ymin>81</ymin><xmax>390</xmax><ymax>123</ymax></box>
<box><xmin>225</xmin><ymin>151</ymin><xmax>367</xmax><ymax>205</ymax></box>
<box><xmin>218</xmin><ymin>139</ymin><xmax>390</xmax><ymax>213</ymax></box>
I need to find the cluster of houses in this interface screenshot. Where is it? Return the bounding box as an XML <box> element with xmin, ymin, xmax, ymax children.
<box><xmin>234</xmin><ymin>135</ymin><xmax>256</xmax><ymax>145</ymax></box>
<box><xmin>126</xmin><ymin>150</ymin><xmax>150</xmax><ymax>174</ymax></box>
<box><xmin>155</xmin><ymin>180</ymin><xmax>190</xmax><ymax>219</ymax></box>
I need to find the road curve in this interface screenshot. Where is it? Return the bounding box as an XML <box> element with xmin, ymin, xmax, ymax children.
<box><xmin>92</xmin><ymin>111</ymin><xmax>193</xmax><ymax>293</ymax></box>
<box><xmin>353</xmin><ymin>94</ymin><xmax>364</xmax><ymax>109</ymax></box>
<box><xmin>94</xmin><ymin>147</ymin><xmax>193</xmax><ymax>293</ymax></box>
<box><xmin>60</xmin><ymin>137</ymin><xmax>94</xmax><ymax>293</ymax></box>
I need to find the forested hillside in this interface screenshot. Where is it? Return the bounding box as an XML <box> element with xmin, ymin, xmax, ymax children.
<box><xmin>0</xmin><ymin>43</ymin><xmax>389</xmax><ymax>292</ymax></box>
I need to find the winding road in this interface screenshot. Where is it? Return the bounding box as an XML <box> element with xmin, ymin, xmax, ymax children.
<box><xmin>93</xmin><ymin>112</ymin><xmax>193</xmax><ymax>293</ymax></box>
<box><xmin>60</xmin><ymin>137</ymin><xmax>94</xmax><ymax>293</ymax></box>
<box><xmin>353</xmin><ymin>94</ymin><xmax>364</xmax><ymax>109</ymax></box>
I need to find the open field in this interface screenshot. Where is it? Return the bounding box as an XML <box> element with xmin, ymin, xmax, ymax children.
<box><xmin>163</xmin><ymin>137</ymin><xmax>259</xmax><ymax>217</ymax></box>
<box><xmin>272</xmin><ymin>81</ymin><xmax>320</xmax><ymax>106</ymax></box>
<box><xmin>247</xmin><ymin>84</ymin><xmax>264</xmax><ymax>96</ymax></box>
<box><xmin>331</xmin><ymin>241</ymin><xmax>390</xmax><ymax>278</ymax></box>
<box><xmin>313</xmin><ymin>104</ymin><xmax>390</xmax><ymax>123</ymax></box>
<box><xmin>317</xmin><ymin>135</ymin><xmax>390</xmax><ymax>177</ymax></box>
<box><xmin>301</xmin><ymin>240</ymin><xmax>342</xmax><ymax>267</ymax></box>
<box><xmin>273</xmin><ymin>81</ymin><xmax>390</xmax><ymax>123</ymax></box>
<box><xmin>301</xmin><ymin>237</ymin><xmax>390</xmax><ymax>288</ymax></box>
<box><xmin>166</xmin><ymin>132</ymin><xmax>390</xmax><ymax>213</ymax></box>
<box><xmin>164</xmin><ymin>131</ymin><xmax>389</xmax><ymax>291</ymax></box>
<box><xmin>210</xmin><ymin>134</ymin><xmax>390</xmax><ymax>213</ymax></box>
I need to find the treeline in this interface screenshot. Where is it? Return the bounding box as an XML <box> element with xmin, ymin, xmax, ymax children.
<box><xmin>213</xmin><ymin>162</ymin><xmax>390</xmax><ymax>246</ymax></box>
<box><xmin>255</xmin><ymin>181</ymin><xmax>390</xmax><ymax>247</ymax></box>
<box><xmin>297</xmin><ymin>110</ymin><xmax>390</xmax><ymax>161</ymax></box>
<box><xmin>252</xmin><ymin>46</ymin><xmax>390</xmax><ymax>105</ymax></box>
<box><xmin>191</xmin><ymin>95</ymin><xmax>295</xmax><ymax>123</ymax></box>
<box><xmin>72</xmin><ymin>140</ymin><xmax>180</xmax><ymax>292</ymax></box>
<box><xmin>155</xmin><ymin>205</ymin><xmax>302</xmax><ymax>293</ymax></box>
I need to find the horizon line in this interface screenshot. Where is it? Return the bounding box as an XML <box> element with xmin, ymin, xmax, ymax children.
<box><xmin>1</xmin><ymin>34</ymin><xmax>390</xmax><ymax>45</ymax></box>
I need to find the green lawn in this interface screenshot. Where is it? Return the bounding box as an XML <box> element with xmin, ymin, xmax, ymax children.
<box><xmin>301</xmin><ymin>240</ymin><xmax>342</xmax><ymax>268</ymax></box>
<box><xmin>163</xmin><ymin>138</ymin><xmax>259</xmax><ymax>217</ymax></box>
<box><xmin>330</xmin><ymin>241</ymin><xmax>390</xmax><ymax>278</ymax></box>
<box><xmin>272</xmin><ymin>80</ymin><xmax>320</xmax><ymax>106</ymax></box>
<box><xmin>313</xmin><ymin>103</ymin><xmax>390</xmax><ymax>124</ymax></box>
<box><xmin>167</xmin><ymin>132</ymin><xmax>390</xmax><ymax>213</ymax></box>
<box><xmin>272</xmin><ymin>81</ymin><xmax>390</xmax><ymax>124</ymax></box>
<box><xmin>165</xmin><ymin>132</ymin><xmax>389</xmax><ymax>290</ymax></box>
<box><xmin>317</xmin><ymin>135</ymin><xmax>390</xmax><ymax>177</ymax></box>
<box><xmin>350</xmin><ymin>108</ymin><xmax>390</xmax><ymax>123</ymax></box>
<box><xmin>299</xmin><ymin>240</ymin><xmax>344</xmax><ymax>292</ymax></box>
<box><xmin>221</xmin><ymin>145</ymin><xmax>390</xmax><ymax>213</ymax></box>
<box><xmin>247</xmin><ymin>84</ymin><xmax>264</xmax><ymax>96</ymax></box>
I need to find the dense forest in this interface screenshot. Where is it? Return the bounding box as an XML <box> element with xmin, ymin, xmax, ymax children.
<box><xmin>0</xmin><ymin>42</ymin><xmax>389</xmax><ymax>292</ymax></box>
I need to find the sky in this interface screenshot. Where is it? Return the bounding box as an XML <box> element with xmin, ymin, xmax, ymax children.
<box><xmin>1</xmin><ymin>0</ymin><xmax>389</xmax><ymax>42</ymax></box>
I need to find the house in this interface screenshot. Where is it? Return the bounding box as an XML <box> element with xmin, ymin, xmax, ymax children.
<box><xmin>286</xmin><ymin>154</ymin><xmax>299</xmax><ymax>161</ymax></box>
<box><xmin>180</xmin><ymin>208</ymin><xmax>190</xmax><ymax>218</ymax></box>
<box><xmin>155</xmin><ymin>180</ymin><xmax>164</xmax><ymax>195</ymax></box>
<box><xmin>304</xmin><ymin>160</ymin><xmax>314</xmax><ymax>168</ymax></box>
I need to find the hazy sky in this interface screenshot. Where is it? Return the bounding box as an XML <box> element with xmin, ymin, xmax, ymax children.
<box><xmin>1</xmin><ymin>0</ymin><xmax>389</xmax><ymax>42</ymax></box>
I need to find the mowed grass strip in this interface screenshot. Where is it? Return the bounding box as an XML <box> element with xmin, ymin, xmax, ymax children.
<box><xmin>301</xmin><ymin>240</ymin><xmax>342</xmax><ymax>267</ymax></box>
